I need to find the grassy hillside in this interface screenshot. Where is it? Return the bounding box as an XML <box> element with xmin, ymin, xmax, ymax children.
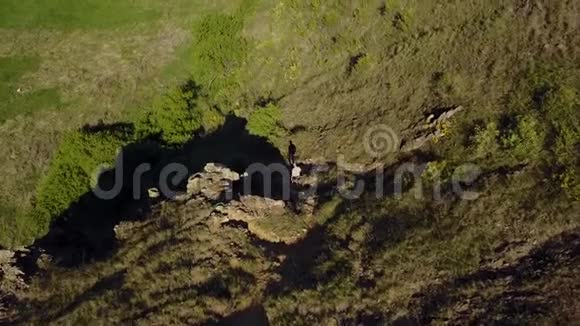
<box><xmin>0</xmin><ymin>0</ymin><xmax>158</xmax><ymax>29</ymax></box>
<box><xmin>0</xmin><ymin>0</ymin><xmax>244</xmax><ymax>246</ymax></box>
<box><xmin>0</xmin><ymin>0</ymin><xmax>579</xmax><ymax>324</ymax></box>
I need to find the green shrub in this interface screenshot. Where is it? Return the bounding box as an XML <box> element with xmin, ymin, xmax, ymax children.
<box><xmin>471</xmin><ymin>114</ymin><xmax>546</xmax><ymax>168</ymax></box>
<box><xmin>542</xmin><ymin>85</ymin><xmax>579</xmax><ymax>163</ymax></box>
<box><xmin>246</xmin><ymin>103</ymin><xmax>287</xmax><ymax>145</ymax></box>
<box><xmin>423</xmin><ymin>160</ymin><xmax>453</xmax><ymax>184</ymax></box>
<box><xmin>198</xmin><ymin>99</ymin><xmax>226</xmax><ymax>133</ymax></box>
<box><xmin>560</xmin><ymin>168</ymin><xmax>580</xmax><ymax>201</ymax></box>
<box><xmin>472</xmin><ymin>121</ymin><xmax>500</xmax><ymax>159</ymax></box>
<box><xmin>500</xmin><ymin>114</ymin><xmax>546</xmax><ymax>163</ymax></box>
<box><xmin>33</xmin><ymin>129</ymin><xmax>129</xmax><ymax>235</ymax></box>
<box><xmin>29</xmin><ymin>82</ymin><xmax>227</xmax><ymax>243</ymax></box>
<box><xmin>135</xmin><ymin>86</ymin><xmax>227</xmax><ymax>145</ymax></box>
<box><xmin>523</xmin><ymin>67</ymin><xmax>579</xmax><ymax>200</ymax></box>
<box><xmin>135</xmin><ymin>86</ymin><xmax>202</xmax><ymax>145</ymax></box>
<box><xmin>470</xmin><ymin>66</ymin><xmax>579</xmax><ymax>199</ymax></box>
<box><xmin>190</xmin><ymin>13</ymin><xmax>248</xmax><ymax>105</ymax></box>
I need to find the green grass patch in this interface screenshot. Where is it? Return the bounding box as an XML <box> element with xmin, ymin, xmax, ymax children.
<box><xmin>0</xmin><ymin>0</ymin><xmax>160</xmax><ymax>29</ymax></box>
<box><xmin>189</xmin><ymin>12</ymin><xmax>248</xmax><ymax>106</ymax></box>
<box><xmin>0</xmin><ymin>56</ymin><xmax>61</xmax><ymax>123</ymax></box>
<box><xmin>0</xmin><ymin>56</ymin><xmax>41</xmax><ymax>82</ymax></box>
<box><xmin>0</xmin><ymin>200</ymin><xmax>35</xmax><ymax>248</ymax></box>
<box><xmin>0</xmin><ymin>88</ymin><xmax>62</xmax><ymax>123</ymax></box>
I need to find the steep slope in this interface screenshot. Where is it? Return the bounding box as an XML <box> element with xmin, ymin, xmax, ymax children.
<box><xmin>1</xmin><ymin>0</ymin><xmax>579</xmax><ymax>324</ymax></box>
<box><xmin>6</xmin><ymin>157</ymin><xmax>578</xmax><ymax>324</ymax></box>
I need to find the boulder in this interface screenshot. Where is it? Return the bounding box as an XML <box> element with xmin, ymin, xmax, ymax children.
<box><xmin>215</xmin><ymin>196</ymin><xmax>287</xmax><ymax>222</ymax></box>
<box><xmin>204</xmin><ymin>163</ymin><xmax>240</xmax><ymax>181</ymax></box>
<box><xmin>183</xmin><ymin>163</ymin><xmax>241</xmax><ymax>201</ymax></box>
<box><xmin>240</xmin><ymin>195</ymin><xmax>286</xmax><ymax>217</ymax></box>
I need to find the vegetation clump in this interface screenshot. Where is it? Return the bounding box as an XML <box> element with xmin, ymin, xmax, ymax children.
<box><xmin>444</xmin><ymin>66</ymin><xmax>579</xmax><ymax>200</ymax></box>
<box><xmin>32</xmin><ymin>128</ymin><xmax>131</xmax><ymax>236</ymax></box>
<box><xmin>190</xmin><ymin>12</ymin><xmax>248</xmax><ymax>106</ymax></box>
<box><xmin>246</xmin><ymin>103</ymin><xmax>287</xmax><ymax>146</ymax></box>
<box><xmin>26</xmin><ymin>82</ymin><xmax>227</xmax><ymax>244</ymax></box>
<box><xmin>135</xmin><ymin>85</ymin><xmax>202</xmax><ymax>145</ymax></box>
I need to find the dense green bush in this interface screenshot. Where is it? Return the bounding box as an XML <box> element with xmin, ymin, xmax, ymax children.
<box><xmin>472</xmin><ymin>121</ymin><xmax>500</xmax><ymax>159</ymax></box>
<box><xmin>33</xmin><ymin>128</ymin><xmax>129</xmax><ymax>236</ymax></box>
<box><xmin>135</xmin><ymin>86</ymin><xmax>226</xmax><ymax>145</ymax></box>
<box><xmin>523</xmin><ymin>68</ymin><xmax>579</xmax><ymax>200</ymax></box>
<box><xmin>198</xmin><ymin>99</ymin><xmax>226</xmax><ymax>134</ymax></box>
<box><xmin>472</xmin><ymin>114</ymin><xmax>548</xmax><ymax>166</ymax></box>
<box><xmin>501</xmin><ymin>114</ymin><xmax>546</xmax><ymax>163</ymax></box>
<box><xmin>422</xmin><ymin>160</ymin><xmax>453</xmax><ymax>184</ymax></box>
<box><xmin>135</xmin><ymin>86</ymin><xmax>202</xmax><ymax>145</ymax></box>
<box><xmin>246</xmin><ymin>103</ymin><xmax>287</xmax><ymax>145</ymax></box>
<box><xmin>190</xmin><ymin>13</ymin><xmax>248</xmax><ymax>106</ymax></box>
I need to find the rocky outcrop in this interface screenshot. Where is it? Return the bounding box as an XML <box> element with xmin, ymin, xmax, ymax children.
<box><xmin>185</xmin><ymin>163</ymin><xmax>240</xmax><ymax>201</ymax></box>
<box><xmin>213</xmin><ymin>195</ymin><xmax>287</xmax><ymax>223</ymax></box>
<box><xmin>211</xmin><ymin>196</ymin><xmax>298</xmax><ymax>243</ymax></box>
<box><xmin>146</xmin><ymin>163</ymin><xmax>242</xmax><ymax>202</ymax></box>
<box><xmin>401</xmin><ymin>106</ymin><xmax>465</xmax><ymax>152</ymax></box>
<box><xmin>144</xmin><ymin>162</ymin><xmax>324</xmax><ymax>244</ymax></box>
<box><xmin>0</xmin><ymin>250</ymin><xmax>27</xmax><ymax>322</ymax></box>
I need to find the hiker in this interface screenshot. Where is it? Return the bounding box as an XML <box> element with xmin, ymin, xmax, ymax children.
<box><xmin>291</xmin><ymin>163</ymin><xmax>302</xmax><ymax>184</ymax></box>
<box><xmin>288</xmin><ymin>140</ymin><xmax>297</xmax><ymax>165</ymax></box>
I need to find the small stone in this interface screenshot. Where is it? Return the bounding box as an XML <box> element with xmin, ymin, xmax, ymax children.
<box><xmin>148</xmin><ymin>188</ymin><xmax>160</xmax><ymax>198</ymax></box>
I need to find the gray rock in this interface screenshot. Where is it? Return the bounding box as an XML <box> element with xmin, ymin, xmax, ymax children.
<box><xmin>183</xmin><ymin>164</ymin><xmax>241</xmax><ymax>201</ymax></box>
<box><xmin>402</xmin><ymin>106</ymin><xmax>464</xmax><ymax>152</ymax></box>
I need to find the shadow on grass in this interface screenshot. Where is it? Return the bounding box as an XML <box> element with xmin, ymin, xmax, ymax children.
<box><xmin>407</xmin><ymin>228</ymin><xmax>580</xmax><ymax>324</ymax></box>
<box><xmin>33</xmin><ymin>115</ymin><xmax>286</xmax><ymax>267</ymax></box>
<box><xmin>261</xmin><ymin>154</ymin><xmax>434</xmax><ymax>294</ymax></box>
<box><xmin>43</xmin><ymin>270</ymin><xmax>127</xmax><ymax>323</ymax></box>
<box><xmin>117</xmin><ymin>268</ymin><xmax>257</xmax><ymax>324</ymax></box>
<box><xmin>216</xmin><ymin>305</ymin><xmax>270</xmax><ymax>326</ymax></box>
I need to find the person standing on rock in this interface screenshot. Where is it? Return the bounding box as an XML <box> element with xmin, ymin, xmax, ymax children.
<box><xmin>288</xmin><ymin>140</ymin><xmax>297</xmax><ymax>166</ymax></box>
